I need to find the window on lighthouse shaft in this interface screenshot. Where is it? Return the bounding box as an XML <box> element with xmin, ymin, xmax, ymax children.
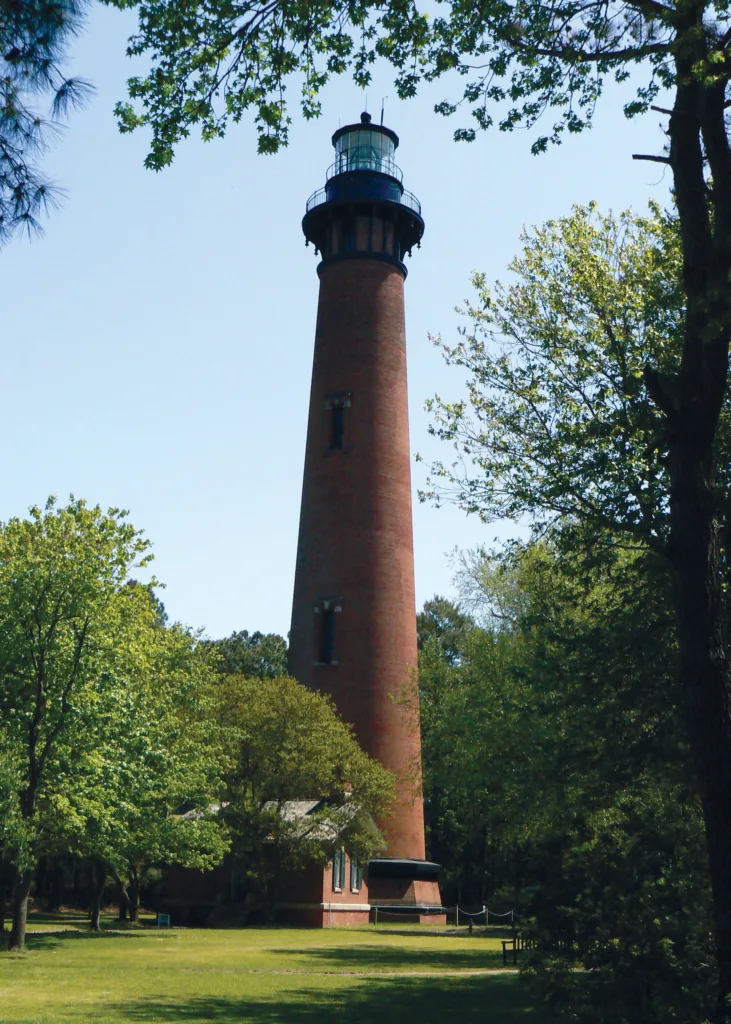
<box><xmin>326</xmin><ymin>394</ymin><xmax>351</xmax><ymax>450</ymax></box>
<box><xmin>320</xmin><ymin>608</ymin><xmax>335</xmax><ymax>664</ymax></box>
<box><xmin>331</xmin><ymin>405</ymin><xmax>345</xmax><ymax>449</ymax></box>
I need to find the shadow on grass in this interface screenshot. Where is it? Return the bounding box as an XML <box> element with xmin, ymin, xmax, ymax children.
<box><xmin>363</xmin><ymin>926</ymin><xmax>513</xmax><ymax>941</ymax></box>
<box><xmin>26</xmin><ymin>911</ymin><xmax>90</xmax><ymax>926</ymax></box>
<box><xmin>25</xmin><ymin>911</ymin><xmax>157</xmax><ymax>929</ymax></box>
<box><xmin>107</xmin><ymin>974</ymin><xmax>543</xmax><ymax>1023</ymax></box>
<box><xmin>24</xmin><ymin>929</ymin><xmax>159</xmax><ymax>952</ymax></box>
<box><xmin>273</xmin><ymin>943</ymin><xmax>504</xmax><ymax>971</ymax></box>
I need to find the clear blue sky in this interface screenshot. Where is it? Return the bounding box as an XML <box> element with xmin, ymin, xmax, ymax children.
<box><xmin>1</xmin><ymin>5</ymin><xmax>672</xmax><ymax>639</ymax></box>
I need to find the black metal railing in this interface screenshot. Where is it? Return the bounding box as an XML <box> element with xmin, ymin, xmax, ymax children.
<box><xmin>305</xmin><ymin>185</ymin><xmax>421</xmax><ymax>216</ymax></box>
<box><xmin>326</xmin><ymin>153</ymin><xmax>403</xmax><ymax>181</ymax></box>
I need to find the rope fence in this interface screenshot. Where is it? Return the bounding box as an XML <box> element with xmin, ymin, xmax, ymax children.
<box><xmin>370</xmin><ymin>905</ymin><xmax>515</xmax><ymax>927</ymax></box>
<box><xmin>454</xmin><ymin>906</ymin><xmax>515</xmax><ymax>927</ymax></box>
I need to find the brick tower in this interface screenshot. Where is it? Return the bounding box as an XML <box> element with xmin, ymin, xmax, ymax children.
<box><xmin>288</xmin><ymin>113</ymin><xmax>442</xmax><ymax>918</ymax></box>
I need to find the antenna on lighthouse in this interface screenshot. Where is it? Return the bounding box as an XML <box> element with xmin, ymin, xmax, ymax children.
<box><xmin>381</xmin><ymin>97</ymin><xmax>387</xmax><ymax>125</ymax></box>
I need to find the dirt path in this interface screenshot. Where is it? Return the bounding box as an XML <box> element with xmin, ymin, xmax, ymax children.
<box><xmin>182</xmin><ymin>967</ymin><xmax>518</xmax><ymax>978</ymax></box>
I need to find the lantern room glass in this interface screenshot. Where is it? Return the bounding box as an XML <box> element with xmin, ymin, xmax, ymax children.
<box><xmin>332</xmin><ymin>129</ymin><xmax>400</xmax><ymax>179</ymax></box>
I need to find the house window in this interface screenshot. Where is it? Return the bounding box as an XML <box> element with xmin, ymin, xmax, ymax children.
<box><xmin>350</xmin><ymin>857</ymin><xmax>363</xmax><ymax>892</ymax></box>
<box><xmin>333</xmin><ymin>848</ymin><xmax>347</xmax><ymax>892</ymax></box>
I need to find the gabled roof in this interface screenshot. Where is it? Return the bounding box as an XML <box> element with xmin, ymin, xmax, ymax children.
<box><xmin>262</xmin><ymin>798</ymin><xmax>378</xmax><ymax>842</ymax></box>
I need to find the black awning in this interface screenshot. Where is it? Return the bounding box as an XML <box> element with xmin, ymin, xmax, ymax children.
<box><xmin>367</xmin><ymin>858</ymin><xmax>441</xmax><ymax>881</ymax></box>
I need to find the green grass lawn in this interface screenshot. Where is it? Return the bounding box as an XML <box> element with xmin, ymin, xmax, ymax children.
<box><xmin>0</xmin><ymin>913</ymin><xmax>550</xmax><ymax>1023</ymax></box>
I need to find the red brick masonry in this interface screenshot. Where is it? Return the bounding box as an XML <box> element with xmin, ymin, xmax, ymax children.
<box><xmin>289</xmin><ymin>257</ymin><xmax>427</xmax><ymax>859</ymax></box>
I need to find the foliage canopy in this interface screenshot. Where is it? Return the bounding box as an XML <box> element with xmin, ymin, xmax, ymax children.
<box><xmin>419</xmin><ymin>541</ymin><xmax>714</xmax><ymax>1023</ymax></box>
<box><xmin>103</xmin><ymin>0</ymin><xmax>727</xmax><ymax>164</ymax></box>
<box><xmin>422</xmin><ymin>203</ymin><xmax>694</xmax><ymax>549</ymax></box>
<box><xmin>0</xmin><ymin>1</ymin><xmax>92</xmax><ymax>244</ymax></box>
<box><xmin>0</xmin><ymin>498</ymin><xmax>225</xmax><ymax>945</ymax></box>
<box><xmin>209</xmin><ymin>674</ymin><xmax>393</xmax><ymax>910</ymax></box>
<box><xmin>206</xmin><ymin>629</ymin><xmax>288</xmax><ymax>679</ymax></box>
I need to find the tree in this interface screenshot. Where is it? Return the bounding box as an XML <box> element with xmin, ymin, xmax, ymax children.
<box><xmin>419</xmin><ymin>543</ymin><xmax>715</xmax><ymax>1022</ymax></box>
<box><xmin>59</xmin><ymin>609</ymin><xmax>228</xmax><ymax>931</ymax></box>
<box><xmin>206</xmin><ymin>629</ymin><xmax>288</xmax><ymax>679</ymax></box>
<box><xmin>423</xmin><ymin>204</ymin><xmax>687</xmax><ymax>542</ymax></box>
<box><xmin>209</xmin><ymin>674</ymin><xmax>393</xmax><ymax>916</ymax></box>
<box><xmin>0</xmin><ymin>497</ymin><xmax>155</xmax><ymax>951</ymax></box>
<box><xmin>0</xmin><ymin>736</ymin><xmax>20</xmax><ymax>937</ymax></box>
<box><xmin>1</xmin><ymin>1</ymin><xmax>92</xmax><ymax>245</ymax></box>
<box><xmin>422</xmin><ymin>202</ymin><xmax>731</xmax><ymax>1016</ymax></box>
<box><xmin>416</xmin><ymin>596</ymin><xmax>474</xmax><ymax>666</ymax></box>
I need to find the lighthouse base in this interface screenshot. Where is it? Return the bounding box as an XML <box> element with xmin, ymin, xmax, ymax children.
<box><xmin>367</xmin><ymin>859</ymin><xmax>446</xmax><ymax>924</ymax></box>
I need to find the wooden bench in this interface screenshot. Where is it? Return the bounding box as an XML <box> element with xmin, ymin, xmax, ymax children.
<box><xmin>502</xmin><ymin>934</ymin><xmax>539</xmax><ymax>966</ymax></box>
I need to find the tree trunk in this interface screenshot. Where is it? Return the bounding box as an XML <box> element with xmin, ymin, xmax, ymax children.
<box><xmin>669</xmin><ymin>445</ymin><xmax>731</xmax><ymax>1021</ymax></box>
<box><xmin>8</xmin><ymin>868</ymin><xmax>34</xmax><ymax>952</ymax></box>
<box><xmin>128</xmin><ymin>873</ymin><xmax>139</xmax><ymax>924</ymax></box>
<box><xmin>129</xmin><ymin>888</ymin><xmax>139</xmax><ymax>924</ymax></box>
<box><xmin>115</xmin><ymin>875</ymin><xmax>130</xmax><ymax>922</ymax></box>
<box><xmin>0</xmin><ymin>862</ymin><xmax>7</xmax><ymax>948</ymax></box>
<box><xmin>0</xmin><ymin>858</ymin><xmax>7</xmax><ymax>935</ymax></box>
<box><xmin>89</xmin><ymin>858</ymin><xmax>107</xmax><ymax>933</ymax></box>
<box><xmin>661</xmin><ymin>31</ymin><xmax>731</xmax><ymax>1019</ymax></box>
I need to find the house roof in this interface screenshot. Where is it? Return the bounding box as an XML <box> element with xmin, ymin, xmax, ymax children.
<box><xmin>262</xmin><ymin>798</ymin><xmax>378</xmax><ymax>843</ymax></box>
<box><xmin>265</xmin><ymin>799</ymin><xmax>324</xmax><ymax>821</ymax></box>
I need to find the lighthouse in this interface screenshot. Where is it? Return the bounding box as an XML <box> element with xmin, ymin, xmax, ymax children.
<box><xmin>288</xmin><ymin>113</ymin><xmax>443</xmax><ymax>920</ymax></box>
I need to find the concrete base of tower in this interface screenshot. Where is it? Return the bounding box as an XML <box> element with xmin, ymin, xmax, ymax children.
<box><xmin>367</xmin><ymin>859</ymin><xmax>445</xmax><ymax>924</ymax></box>
<box><xmin>371</xmin><ymin>909</ymin><xmax>448</xmax><ymax>925</ymax></box>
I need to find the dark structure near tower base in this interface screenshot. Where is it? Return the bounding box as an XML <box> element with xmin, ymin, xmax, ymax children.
<box><xmin>288</xmin><ymin>113</ymin><xmax>444</xmax><ymax>921</ymax></box>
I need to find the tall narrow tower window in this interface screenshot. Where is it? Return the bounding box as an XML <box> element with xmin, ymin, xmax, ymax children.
<box><xmin>331</xmin><ymin>405</ymin><xmax>345</xmax><ymax>449</ymax></box>
<box><xmin>320</xmin><ymin>607</ymin><xmax>335</xmax><ymax>663</ymax></box>
<box><xmin>313</xmin><ymin>599</ymin><xmax>342</xmax><ymax>664</ymax></box>
<box><xmin>325</xmin><ymin>394</ymin><xmax>352</xmax><ymax>451</ymax></box>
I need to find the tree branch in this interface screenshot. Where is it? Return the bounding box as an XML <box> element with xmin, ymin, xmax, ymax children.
<box><xmin>623</xmin><ymin>0</ymin><xmax>676</xmax><ymax>15</ymax></box>
<box><xmin>506</xmin><ymin>36</ymin><xmax>669</xmax><ymax>63</ymax></box>
<box><xmin>644</xmin><ymin>365</ymin><xmax>681</xmax><ymax>417</ymax></box>
<box><xmin>36</xmin><ymin>616</ymin><xmax>90</xmax><ymax>780</ymax></box>
<box><xmin>633</xmin><ymin>153</ymin><xmax>671</xmax><ymax>163</ymax></box>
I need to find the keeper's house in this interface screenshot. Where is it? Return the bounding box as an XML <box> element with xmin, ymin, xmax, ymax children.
<box><xmin>157</xmin><ymin>799</ymin><xmax>441</xmax><ymax>927</ymax></box>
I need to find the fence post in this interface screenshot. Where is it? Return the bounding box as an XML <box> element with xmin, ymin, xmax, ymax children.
<box><xmin>374</xmin><ymin>907</ymin><xmax>378</xmax><ymax>927</ymax></box>
<box><xmin>485</xmin><ymin>906</ymin><xmax>488</xmax><ymax>927</ymax></box>
<box><xmin>456</xmin><ymin>905</ymin><xmax>459</xmax><ymax>928</ymax></box>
